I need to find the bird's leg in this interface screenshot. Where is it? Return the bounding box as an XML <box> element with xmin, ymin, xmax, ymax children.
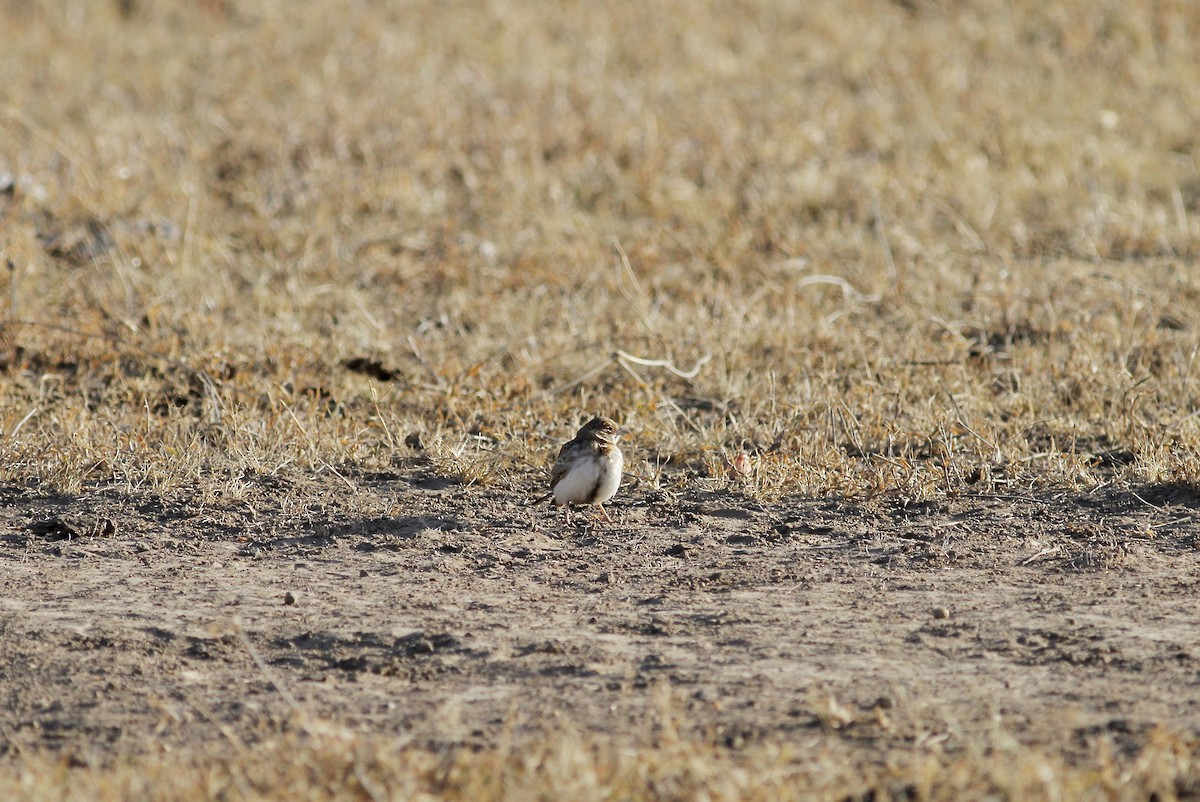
<box><xmin>563</xmin><ymin>505</ymin><xmax>572</xmax><ymax>526</ymax></box>
<box><xmin>598</xmin><ymin>504</ymin><xmax>613</xmax><ymax>524</ymax></box>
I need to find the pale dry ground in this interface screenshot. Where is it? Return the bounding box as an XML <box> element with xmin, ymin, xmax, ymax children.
<box><xmin>2</xmin><ymin>0</ymin><xmax>1200</xmax><ymax>799</ymax></box>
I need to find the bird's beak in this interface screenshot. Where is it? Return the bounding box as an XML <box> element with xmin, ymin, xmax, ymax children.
<box><xmin>615</xmin><ymin>427</ymin><xmax>630</xmax><ymax>439</ymax></box>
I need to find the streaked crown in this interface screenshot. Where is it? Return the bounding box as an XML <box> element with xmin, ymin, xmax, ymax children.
<box><xmin>577</xmin><ymin>416</ymin><xmax>624</xmax><ymax>444</ymax></box>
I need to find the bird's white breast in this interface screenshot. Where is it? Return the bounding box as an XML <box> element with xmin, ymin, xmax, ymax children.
<box><xmin>553</xmin><ymin>456</ymin><xmax>602</xmax><ymax>505</ymax></box>
<box><xmin>553</xmin><ymin>447</ymin><xmax>623</xmax><ymax>506</ymax></box>
<box><xmin>592</xmin><ymin>448</ymin><xmax>623</xmax><ymax>504</ymax></box>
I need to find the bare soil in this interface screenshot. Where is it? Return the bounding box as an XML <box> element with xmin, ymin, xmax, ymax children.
<box><xmin>2</xmin><ymin>465</ymin><xmax>1199</xmax><ymax>767</ymax></box>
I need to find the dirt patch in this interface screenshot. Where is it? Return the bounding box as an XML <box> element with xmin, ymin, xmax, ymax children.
<box><xmin>2</xmin><ymin>467</ymin><xmax>1198</xmax><ymax>765</ymax></box>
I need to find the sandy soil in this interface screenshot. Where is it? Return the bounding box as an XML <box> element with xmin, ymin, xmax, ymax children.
<box><xmin>2</xmin><ymin>461</ymin><xmax>1199</xmax><ymax>766</ymax></box>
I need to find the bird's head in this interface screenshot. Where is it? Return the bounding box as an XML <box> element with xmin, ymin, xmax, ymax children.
<box><xmin>579</xmin><ymin>416</ymin><xmax>628</xmax><ymax>444</ymax></box>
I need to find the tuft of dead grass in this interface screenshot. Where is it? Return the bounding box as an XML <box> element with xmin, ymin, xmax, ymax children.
<box><xmin>2</xmin><ymin>722</ymin><xmax>1198</xmax><ymax>802</ymax></box>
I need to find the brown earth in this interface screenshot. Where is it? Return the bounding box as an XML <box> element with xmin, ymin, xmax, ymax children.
<box><xmin>2</xmin><ymin>464</ymin><xmax>1199</xmax><ymax>768</ymax></box>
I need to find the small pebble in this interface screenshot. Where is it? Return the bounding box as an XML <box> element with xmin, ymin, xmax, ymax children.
<box><xmin>932</xmin><ymin>607</ymin><xmax>950</xmax><ymax>620</ymax></box>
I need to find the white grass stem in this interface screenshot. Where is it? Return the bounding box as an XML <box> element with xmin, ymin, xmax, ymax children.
<box><xmin>10</xmin><ymin>406</ymin><xmax>39</xmax><ymax>439</ymax></box>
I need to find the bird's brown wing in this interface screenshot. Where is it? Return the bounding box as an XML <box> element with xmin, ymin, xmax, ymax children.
<box><xmin>548</xmin><ymin>442</ymin><xmax>576</xmax><ymax>491</ymax></box>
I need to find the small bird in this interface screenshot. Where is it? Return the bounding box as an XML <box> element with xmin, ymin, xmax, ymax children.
<box><xmin>536</xmin><ymin>416</ymin><xmax>628</xmax><ymax>524</ymax></box>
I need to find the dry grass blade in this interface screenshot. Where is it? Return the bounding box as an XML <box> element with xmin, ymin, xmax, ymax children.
<box><xmin>614</xmin><ymin>349</ymin><xmax>712</xmax><ymax>380</ymax></box>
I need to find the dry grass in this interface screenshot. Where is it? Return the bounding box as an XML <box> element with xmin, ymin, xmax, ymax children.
<box><xmin>2</xmin><ymin>719</ymin><xmax>1198</xmax><ymax>802</ymax></box>
<box><xmin>3</xmin><ymin>0</ymin><xmax>1200</xmax><ymax>796</ymax></box>
<box><xmin>4</xmin><ymin>0</ymin><xmax>1199</xmax><ymax>503</ymax></box>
